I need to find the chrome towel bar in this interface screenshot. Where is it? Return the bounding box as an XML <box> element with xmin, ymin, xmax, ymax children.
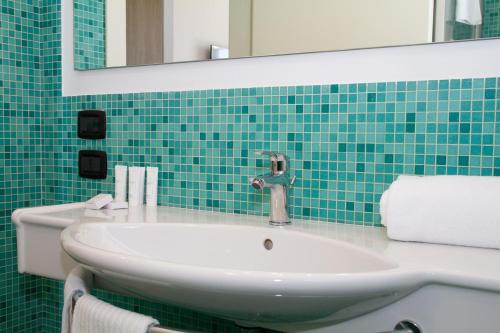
<box><xmin>71</xmin><ymin>293</ymin><xmax>195</xmax><ymax>333</ymax></box>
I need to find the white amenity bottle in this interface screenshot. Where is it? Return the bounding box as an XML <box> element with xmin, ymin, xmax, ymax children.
<box><xmin>114</xmin><ymin>165</ymin><xmax>128</xmax><ymax>202</ymax></box>
<box><xmin>146</xmin><ymin>167</ymin><xmax>158</xmax><ymax>207</ymax></box>
<box><xmin>128</xmin><ymin>167</ymin><xmax>145</xmax><ymax>206</ymax></box>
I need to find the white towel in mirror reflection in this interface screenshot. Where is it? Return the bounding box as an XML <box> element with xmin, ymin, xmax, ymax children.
<box><xmin>456</xmin><ymin>0</ymin><xmax>482</xmax><ymax>25</ymax></box>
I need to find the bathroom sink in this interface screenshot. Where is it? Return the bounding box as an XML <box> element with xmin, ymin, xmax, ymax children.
<box><xmin>61</xmin><ymin>219</ymin><xmax>419</xmax><ymax>327</ymax></box>
<box><xmin>14</xmin><ymin>203</ymin><xmax>500</xmax><ymax>332</ymax></box>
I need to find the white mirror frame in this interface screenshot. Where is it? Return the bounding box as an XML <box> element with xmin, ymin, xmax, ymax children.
<box><xmin>62</xmin><ymin>0</ymin><xmax>500</xmax><ymax>97</ymax></box>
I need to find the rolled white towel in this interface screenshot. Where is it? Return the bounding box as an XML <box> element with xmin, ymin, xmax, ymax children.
<box><xmin>72</xmin><ymin>294</ymin><xmax>159</xmax><ymax>333</ymax></box>
<box><xmin>61</xmin><ymin>266</ymin><xmax>93</xmax><ymax>333</ymax></box>
<box><xmin>456</xmin><ymin>0</ymin><xmax>482</xmax><ymax>25</ymax></box>
<box><xmin>380</xmin><ymin>175</ymin><xmax>500</xmax><ymax>249</ymax></box>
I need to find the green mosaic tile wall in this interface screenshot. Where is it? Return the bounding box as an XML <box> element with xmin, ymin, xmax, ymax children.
<box><xmin>0</xmin><ymin>0</ymin><xmax>45</xmax><ymax>332</ymax></box>
<box><xmin>484</xmin><ymin>0</ymin><xmax>500</xmax><ymax>37</ymax></box>
<box><xmin>73</xmin><ymin>0</ymin><xmax>105</xmax><ymax>70</ymax></box>
<box><xmin>39</xmin><ymin>0</ymin><xmax>61</xmax><ymax>209</ymax></box>
<box><xmin>46</xmin><ymin>79</ymin><xmax>500</xmax><ymax>227</ymax></box>
<box><xmin>453</xmin><ymin>21</ymin><xmax>475</xmax><ymax>40</ymax></box>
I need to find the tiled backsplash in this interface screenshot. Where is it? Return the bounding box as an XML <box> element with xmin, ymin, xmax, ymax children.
<box><xmin>46</xmin><ymin>78</ymin><xmax>500</xmax><ymax>227</ymax></box>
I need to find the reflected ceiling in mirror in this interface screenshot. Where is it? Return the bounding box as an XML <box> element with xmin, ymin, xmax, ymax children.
<box><xmin>74</xmin><ymin>0</ymin><xmax>500</xmax><ymax>71</ymax></box>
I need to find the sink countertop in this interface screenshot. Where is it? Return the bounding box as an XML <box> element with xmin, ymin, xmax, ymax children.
<box><xmin>13</xmin><ymin>202</ymin><xmax>500</xmax><ymax>293</ymax></box>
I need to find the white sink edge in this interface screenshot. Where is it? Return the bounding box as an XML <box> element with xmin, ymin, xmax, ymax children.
<box><xmin>61</xmin><ymin>221</ymin><xmax>500</xmax><ymax>296</ymax></box>
<box><xmin>61</xmin><ymin>226</ymin><xmax>415</xmax><ymax>294</ymax></box>
<box><xmin>15</xmin><ymin>202</ymin><xmax>500</xmax><ymax>328</ymax></box>
<box><xmin>14</xmin><ymin>202</ymin><xmax>500</xmax><ymax>294</ymax></box>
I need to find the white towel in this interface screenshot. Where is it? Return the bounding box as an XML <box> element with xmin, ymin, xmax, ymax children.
<box><xmin>380</xmin><ymin>175</ymin><xmax>500</xmax><ymax>249</ymax></box>
<box><xmin>61</xmin><ymin>266</ymin><xmax>93</xmax><ymax>333</ymax></box>
<box><xmin>456</xmin><ymin>0</ymin><xmax>482</xmax><ymax>25</ymax></box>
<box><xmin>72</xmin><ymin>294</ymin><xmax>159</xmax><ymax>333</ymax></box>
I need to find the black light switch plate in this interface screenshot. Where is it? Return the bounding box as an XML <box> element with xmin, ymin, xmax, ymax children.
<box><xmin>78</xmin><ymin>110</ymin><xmax>106</xmax><ymax>139</ymax></box>
<box><xmin>79</xmin><ymin>150</ymin><xmax>107</xmax><ymax>179</ymax></box>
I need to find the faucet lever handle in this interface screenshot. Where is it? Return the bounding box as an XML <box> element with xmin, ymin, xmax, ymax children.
<box><xmin>256</xmin><ymin>150</ymin><xmax>290</xmax><ymax>173</ymax></box>
<box><xmin>256</xmin><ymin>151</ymin><xmax>289</xmax><ymax>161</ymax></box>
<box><xmin>255</xmin><ymin>150</ymin><xmax>277</xmax><ymax>159</ymax></box>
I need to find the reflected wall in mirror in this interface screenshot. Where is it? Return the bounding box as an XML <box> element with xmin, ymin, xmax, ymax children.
<box><xmin>74</xmin><ymin>0</ymin><xmax>500</xmax><ymax>71</ymax></box>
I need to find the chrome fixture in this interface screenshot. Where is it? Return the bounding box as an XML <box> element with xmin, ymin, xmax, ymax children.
<box><xmin>251</xmin><ymin>151</ymin><xmax>296</xmax><ymax>226</ymax></box>
<box><xmin>378</xmin><ymin>320</ymin><xmax>422</xmax><ymax>333</ymax></box>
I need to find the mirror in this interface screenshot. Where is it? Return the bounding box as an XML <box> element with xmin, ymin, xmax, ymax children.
<box><xmin>74</xmin><ymin>0</ymin><xmax>500</xmax><ymax>70</ymax></box>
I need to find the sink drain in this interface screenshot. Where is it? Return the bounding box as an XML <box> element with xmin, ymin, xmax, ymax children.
<box><xmin>394</xmin><ymin>321</ymin><xmax>422</xmax><ymax>333</ymax></box>
<box><xmin>263</xmin><ymin>239</ymin><xmax>273</xmax><ymax>250</ymax></box>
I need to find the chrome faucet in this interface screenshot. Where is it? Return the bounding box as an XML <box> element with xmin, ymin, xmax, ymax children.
<box><xmin>251</xmin><ymin>151</ymin><xmax>296</xmax><ymax>226</ymax></box>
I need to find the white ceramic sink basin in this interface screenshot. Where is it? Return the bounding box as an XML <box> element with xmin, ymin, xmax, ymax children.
<box><xmin>80</xmin><ymin>224</ymin><xmax>394</xmax><ymax>273</ymax></box>
<box><xmin>61</xmin><ymin>217</ymin><xmax>420</xmax><ymax>327</ymax></box>
<box><xmin>15</xmin><ymin>204</ymin><xmax>500</xmax><ymax>332</ymax></box>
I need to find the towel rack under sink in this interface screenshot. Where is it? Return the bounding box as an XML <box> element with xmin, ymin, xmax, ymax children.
<box><xmin>71</xmin><ymin>293</ymin><xmax>200</xmax><ymax>333</ymax></box>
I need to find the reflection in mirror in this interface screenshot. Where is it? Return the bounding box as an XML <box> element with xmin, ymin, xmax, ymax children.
<box><xmin>74</xmin><ymin>0</ymin><xmax>500</xmax><ymax>71</ymax></box>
